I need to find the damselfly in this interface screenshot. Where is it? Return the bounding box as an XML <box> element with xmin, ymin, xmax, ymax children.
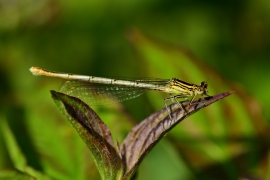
<box><xmin>30</xmin><ymin>67</ymin><xmax>209</xmax><ymax>118</ymax></box>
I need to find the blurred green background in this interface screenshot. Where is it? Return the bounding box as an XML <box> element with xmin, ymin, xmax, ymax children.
<box><xmin>0</xmin><ymin>0</ymin><xmax>270</xmax><ymax>179</ymax></box>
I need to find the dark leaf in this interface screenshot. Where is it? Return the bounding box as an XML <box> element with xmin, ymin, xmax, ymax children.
<box><xmin>121</xmin><ymin>91</ymin><xmax>233</xmax><ymax>179</ymax></box>
<box><xmin>50</xmin><ymin>90</ymin><xmax>124</xmax><ymax>180</ymax></box>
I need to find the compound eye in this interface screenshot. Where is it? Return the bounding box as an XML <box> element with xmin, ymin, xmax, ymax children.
<box><xmin>201</xmin><ymin>81</ymin><xmax>208</xmax><ymax>88</ymax></box>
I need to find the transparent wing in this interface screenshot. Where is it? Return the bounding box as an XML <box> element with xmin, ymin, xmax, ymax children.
<box><xmin>59</xmin><ymin>79</ymin><xmax>169</xmax><ymax>106</ymax></box>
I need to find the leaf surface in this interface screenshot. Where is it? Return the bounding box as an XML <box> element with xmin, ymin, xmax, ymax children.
<box><xmin>121</xmin><ymin>92</ymin><xmax>233</xmax><ymax>179</ymax></box>
<box><xmin>51</xmin><ymin>90</ymin><xmax>124</xmax><ymax>180</ymax></box>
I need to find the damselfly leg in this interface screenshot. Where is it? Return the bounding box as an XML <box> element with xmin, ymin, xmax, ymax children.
<box><xmin>163</xmin><ymin>95</ymin><xmax>189</xmax><ymax>119</ymax></box>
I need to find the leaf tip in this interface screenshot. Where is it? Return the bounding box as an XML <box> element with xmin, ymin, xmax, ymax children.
<box><xmin>50</xmin><ymin>90</ymin><xmax>58</xmax><ymax>99</ymax></box>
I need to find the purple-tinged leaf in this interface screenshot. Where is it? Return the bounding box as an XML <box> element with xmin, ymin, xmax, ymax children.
<box><xmin>50</xmin><ymin>91</ymin><xmax>123</xmax><ymax>180</ymax></box>
<box><xmin>50</xmin><ymin>90</ymin><xmax>232</xmax><ymax>180</ymax></box>
<box><xmin>121</xmin><ymin>91</ymin><xmax>233</xmax><ymax>179</ymax></box>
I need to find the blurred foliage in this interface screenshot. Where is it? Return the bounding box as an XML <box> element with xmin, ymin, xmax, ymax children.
<box><xmin>0</xmin><ymin>0</ymin><xmax>270</xmax><ymax>180</ymax></box>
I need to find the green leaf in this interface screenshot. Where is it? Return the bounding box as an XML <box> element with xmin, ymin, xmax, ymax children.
<box><xmin>50</xmin><ymin>91</ymin><xmax>124</xmax><ymax>180</ymax></box>
<box><xmin>0</xmin><ymin>169</ymin><xmax>36</xmax><ymax>180</ymax></box>
<box><xmin>0</xmin><ymin>114</ymin><xmax>52</xmax><ymax>180</ymax></box>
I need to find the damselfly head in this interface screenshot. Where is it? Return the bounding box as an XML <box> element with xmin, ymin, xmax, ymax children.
<box><xmin>199</xmin><ymin>81</ymin><xmax>208</xmax><ymax>96</ymax></box>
